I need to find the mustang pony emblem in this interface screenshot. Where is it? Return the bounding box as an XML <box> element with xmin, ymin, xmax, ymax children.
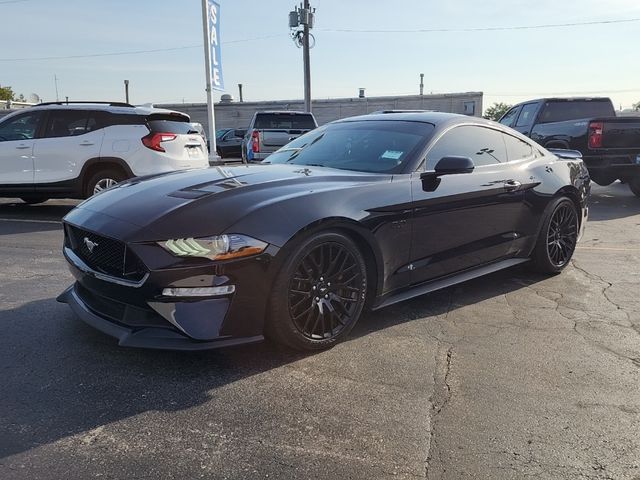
<box><xmin>83</xmin><ymin>237</ymin><xmax>99</xmax><ymax>253</ymax></box>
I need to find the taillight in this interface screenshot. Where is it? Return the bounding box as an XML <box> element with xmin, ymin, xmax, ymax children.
<box><xmin>142</xmin><ymin>132</ymin><xmax>177</xmax><ymax>152</ymax></box>
<box><xmin>588</xmin><ymin>122</ymin><xmax>603</xmax><ymax>149</ymax></box>
<box><xmin>251</xmin><ymin>129</ymin><xmax>260</xmax><ymax>153</ymax></box>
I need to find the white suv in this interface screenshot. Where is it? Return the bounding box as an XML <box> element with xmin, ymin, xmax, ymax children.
<box><xmin>0</xmin><ymin>101</ymin><xmax>209</xmax><ymax>203</ymax></box>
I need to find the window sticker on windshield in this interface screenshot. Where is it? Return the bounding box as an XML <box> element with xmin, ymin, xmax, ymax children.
<box><xmin>381</xmin><ymin>150</ymin><xmax>403</xmax><ymax>160</ymax></box>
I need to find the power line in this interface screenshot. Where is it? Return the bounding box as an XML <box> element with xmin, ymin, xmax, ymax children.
<box><xmin>320</xmin><ymin>17</ymin><xmax>640</xmax><ymax>33</ymax></box>
<box><xmin>0</xmin><ymin>34</ymin><xmax>286</xmax><ymax>62</ymax></box>
<box><xmin>0</xmin><ymin>0</ymin><xmax>30</xmax><ymax>4</ymax></box>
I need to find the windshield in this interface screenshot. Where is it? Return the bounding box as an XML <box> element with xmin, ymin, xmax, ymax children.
<box><xmin>266</xmin><ymin>120</ymin><xmax>434</xmax><ymax>173</ymax></box>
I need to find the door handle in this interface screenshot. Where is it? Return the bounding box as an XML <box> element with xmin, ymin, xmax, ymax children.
<box><xmin>504</xmin><ymin>180</ymin><xmax>522</xmax><ymax>192</ymax></box>
<box><xmin>16</xmin><ymin>144</ymin><xmax>30</xmax><ymax>150</ymax></box>
<box><xmin>79</xmin><ymin>142</ymin><xmax>94</xmax><ymax>146</ymax></box>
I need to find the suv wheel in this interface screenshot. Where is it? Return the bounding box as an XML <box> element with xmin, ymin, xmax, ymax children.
<box><xmin>85</xmin><ymin>169</ymin><xmax>125</xmax><ymax>198</ymax></box>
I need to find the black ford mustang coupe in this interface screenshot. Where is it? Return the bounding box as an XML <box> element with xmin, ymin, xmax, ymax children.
<box><xmin>58</xmin><ymin>112</ymin><xmax>589</xmax><ymax>351</ymax></box>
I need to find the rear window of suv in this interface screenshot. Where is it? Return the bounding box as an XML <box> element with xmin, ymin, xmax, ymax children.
<box><xmin>147</xmin><ymin>119</ymin><xmax>197</xmax><ymax>134</ymax></box>
<box><xmin>538</xmin><ymin>100</ymin><xmax>615</xmax><ymax>123</ymax></box>
<box><xmin>254</xmin><ymin>113</ymin><xmax>316</xmax><ymax>130</ymax></box>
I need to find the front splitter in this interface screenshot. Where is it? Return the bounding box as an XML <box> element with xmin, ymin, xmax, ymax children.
<box><xmin>57</xmin><ymin>284</ymin><xmax>264</xmax><ymax>351</ymax></box>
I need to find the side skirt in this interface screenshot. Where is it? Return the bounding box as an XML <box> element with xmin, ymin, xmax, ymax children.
<box><xmin>372</xmin><ymin>258</ymin><xmax>529</xmax><ymax>310</ymax></box>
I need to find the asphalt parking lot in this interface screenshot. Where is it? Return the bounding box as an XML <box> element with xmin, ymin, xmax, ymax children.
<box><xmin>0</xmin><ymin>183</ymin><xmax>638</xmax><ymax>480</ymax></box>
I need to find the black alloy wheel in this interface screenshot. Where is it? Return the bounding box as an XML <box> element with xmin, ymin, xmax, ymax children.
<box><xmin>531</xmin><ymin>197</ymin><xmax>578</xmax><ymax>273</ymax></box>
<box><xmin>268</xmin><ymin>232</ymin><xmax>368</xmax><ymax>350</ymax></box>
<box><xmin>546</xmin><ymin>202</ymin><xmax>578</xmax><ymax>267</ymax></box>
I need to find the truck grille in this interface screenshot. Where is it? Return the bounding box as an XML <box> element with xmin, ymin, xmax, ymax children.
<box><xmin>65</xmin><ymin>224</ymin><xmax>147</xmax><ymax>282</ymax></box>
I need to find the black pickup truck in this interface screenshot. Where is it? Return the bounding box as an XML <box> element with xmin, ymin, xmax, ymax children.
<box><xmin>499</xmin><ymin>97</ymin><xmax>640</xmax><ymax>196</ymax></box>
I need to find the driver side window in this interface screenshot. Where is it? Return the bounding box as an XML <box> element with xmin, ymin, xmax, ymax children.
<box><xmin>425</xmin><ymin>125</ymin><xmax>508</xmax><ymax>169</ymax></box>
<box><xmin>0</xmin><ymin>112</ymin><xmax>43</xmax><ymax>142</ymax></box>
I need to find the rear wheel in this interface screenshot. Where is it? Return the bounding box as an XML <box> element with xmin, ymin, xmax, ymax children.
<box><xmin>20</xmin><ymin>197</ymin><xmax>49</xmax><ymax>205</ymax></box>
<box><xmin>530</xmin><ymin>197</ymin><xmax>579</xmax><ymax>273</ymax></box>
<box><xmin>85</xmin><ymin>169</ymin><xmax>126</xmax><ymax>198</ymax></box>
<box><xmin>267</xmin><ymin>231</ymin><xmax>368</xmax><ymax>351</ymax></box>
<box><xmin>628</xmin><ymin>176</ymin><xmax>640</xmax><ymax>197</ymax></box>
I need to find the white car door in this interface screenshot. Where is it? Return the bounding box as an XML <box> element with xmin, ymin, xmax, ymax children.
<box><xmin>33</xmin><ymin>109</ymin><xmax>103</xmax><ymax>184</ymax></box>
<box><xmin>0</xmin><ymin>110</ymin><xmax>44</xmax><ymax>184</ymax></box>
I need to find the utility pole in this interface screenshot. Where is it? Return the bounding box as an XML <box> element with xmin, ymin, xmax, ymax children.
<box><xmin>54</xmin><ymin>75</ymin><xmax>59</xmax><ymax>102</ymax></box>
<box><xmin>302</xmin><ymin>0</ymin><xmax>311</xmax><ymax>113</ymax></box>
<box><xmin>420</xmin><ymin>73</ymin><xmax>424</xmax><ymax>96</ymax></box>
<box><xmin>124</xmin><ymin>80</ymin><xmax>130</xmax><ymax>103</ymax></box>
<box><xmin>289</xmin><ymin>1</ymin><xmax>315</xmax><ymax>113</ymax></box>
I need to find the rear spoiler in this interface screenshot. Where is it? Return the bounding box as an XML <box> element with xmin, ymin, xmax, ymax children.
<box><xmin>547</xmin><ymin>148</ymin><xmax>583</xmax><ymax>160</ymax></box>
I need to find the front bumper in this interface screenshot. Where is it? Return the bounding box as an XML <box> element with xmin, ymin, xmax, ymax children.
<box><xmin>57</xmin><ymin>284</ymin><xmax>263</xmax><ymax>350</ymax></box>
<box><xmin>59</xmin><ymin>236</ymin><xmax>276</xmax><ymax>350</ymax></box>
<box><xmin>583</xmin><ymin>154</ymin><xmax>640</xmax><ymax>176</ymax></box>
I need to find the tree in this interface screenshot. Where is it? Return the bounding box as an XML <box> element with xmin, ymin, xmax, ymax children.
<box><xmin>634</xmin><ymin>101</ymin><xmax>640</xmax><ymax>111</ymax></box>
<box><xmin>483</xmin><ymin>102</ymin><xmax>512</xmax><ymax>121</ymax></box>
<box><xmin>0</xmin><ymin>85</ymin><xmax>15</xmax><ymax>101</ymax></box>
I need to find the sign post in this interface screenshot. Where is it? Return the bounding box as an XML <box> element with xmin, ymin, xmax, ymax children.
<box><xmin>201</xmin><ymin>0</ymin><xmax>224</xmax><ymax>164</ymax></box>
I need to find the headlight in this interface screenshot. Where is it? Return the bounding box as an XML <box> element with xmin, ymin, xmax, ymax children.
<box><xmin>159</xmin><ymin>234</ymin><xmax>267</xmax><ymax>261</ymax></box>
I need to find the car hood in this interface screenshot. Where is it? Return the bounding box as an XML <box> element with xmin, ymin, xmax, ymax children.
<box><xmin>65</xmin><ymin>164</ymin><xmax>389</xmax><ymax>242</ymax></box>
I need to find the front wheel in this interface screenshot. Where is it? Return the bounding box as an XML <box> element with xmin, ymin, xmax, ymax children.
<box><xmin>530</xmin><ymin>197</ymin><xmax>579</xmax><ymax>274</ymax></box>
<box><xmin>267</xmin><ymin>231</ymin><xmax>368</xmax><ymax>351</ymax></box>
<box><xmin>85</xmin><ymin>169</ymin><xmax>125</xmax><ymax>198</ymax></box>
<box><xmin>628</xmin><ymin>176</ymin><xmax>640</xmax><ymax>197</ymax></box>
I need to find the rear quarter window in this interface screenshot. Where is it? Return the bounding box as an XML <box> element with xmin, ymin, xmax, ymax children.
<box><xmin>254</xmin><ymin>113</ymin><xmax>316</xmax><ymax>130</ymax></box>
<box><xmin>538</xmin><ymin>100</ymin><xmax>615</xmax><ymax>123</ymax></box>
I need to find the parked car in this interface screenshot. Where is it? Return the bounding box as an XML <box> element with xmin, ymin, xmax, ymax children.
<box><xmin>242</xmin><ymin>110</ymin><xmax>317</xmax><ymax>162</ymax></box>
<box><xmin>216</xmin><ymin>128</ymin><xmax>245</xmax><ymax>159</ymax></box>
<box><xmin>190</xmin><ymin>122</ymin><xmax>208</xmax><ymax>148</ymax></box>
<box><xmin>0</xmin><ymin>101</ymin><xmax>209</xmax><ymax>203</ymax></box>
<box><xmin>59</xmin><ymin>112</ymin><xmax>589</xmax><ymax>351</ymax></box>
<box><xmin>499</xmin><ymin>97</ymin><xmax>640</xmax><ymax>196</ymax></box>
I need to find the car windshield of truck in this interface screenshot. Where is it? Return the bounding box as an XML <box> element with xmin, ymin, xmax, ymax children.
<box><xmin>538</xmin><ymin>100</ymin><xmax>615</xmax><ymax>123</ymax></box>
<box><xmin>254</xmin><ymin>113</ymin><xmax>316</xmax><ymax>130</ymax></box>
<box><xmin>266</xmin><ymin>120</ymin><xmax>434</xmax><ymax>174</ymax></box>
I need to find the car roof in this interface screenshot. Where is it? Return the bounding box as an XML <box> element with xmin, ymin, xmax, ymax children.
<box><xmin>26</xmin><ymin>102</ymin><xmax>188</xmax><ymax>118</ymax></box>
<box><xmin>515</xmin><ymin>97</ymin><xmax>612</xmax><ymax>105</ymax></box>
<box><xmin>337</xmin><ymin>111</ymin><xmax>494</xmax><ymax>127</ymax></box>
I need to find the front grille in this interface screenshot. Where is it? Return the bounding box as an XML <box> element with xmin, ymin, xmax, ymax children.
<box><xmin>65</xmin><ymin>224</ymin><xmax>147</xmax><ymax>282</ymax></box>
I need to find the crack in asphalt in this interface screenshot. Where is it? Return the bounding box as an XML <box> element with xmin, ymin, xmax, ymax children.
<box><xmin>425</xmin><ymin>345</ymin><xmax>453</xmax><ymax>479</ymax></box>
<box><xmin>422</xmin><ymin>257</ymin><xmax>639</xmax><ymax>479</ymax></box>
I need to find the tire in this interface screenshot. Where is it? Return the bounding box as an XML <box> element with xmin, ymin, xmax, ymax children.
<box><xmin>589</xmin><ymin>172</ymin><xmax>618</xmax><ymax>187</ymax></box>
<box><xmin>530</xmin><ymin>197</ymin><xmax>579</xmax><ymax>274</ymax></box>
<box><xmin>628</xmin><ymin>176</ymin><xmax>640</xmax><ymax>197</ymax></box>
<box><xmin>266</xmin><ymin>231</ymin><xmax>368</xmax><ymax>351</ymax></box>
<box><xmin>85</xmin><ymin>169</ymin><xmax>126</xmax><ymax>198</ymax></box>
<box><xmin>20</xmin><ymin>198</ymin><xmax>49</xmax><ymax>205</ymax></box>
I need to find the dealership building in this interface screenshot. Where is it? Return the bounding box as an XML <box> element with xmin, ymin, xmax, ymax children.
<box><xmin>158</xmin><ymin>91</ymin><xmax>483</xmax><ymax>132</ymax></box>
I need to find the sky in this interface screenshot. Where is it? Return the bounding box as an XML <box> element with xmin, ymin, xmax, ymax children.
<box><xmin>1</xmin><ymin>0</ymin><xmax>639</xmax><ymax>111</ymax></box>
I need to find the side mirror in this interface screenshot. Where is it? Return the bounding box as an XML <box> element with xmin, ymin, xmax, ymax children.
<box><xmin>420</xmin><ymin>156</ymin><xmax>475</xmax><ymax>192</ymax></box>
<box><xmin>433</xmin><ymin>156</ymin><xmax>475</xmax><ymax>176</ymax></box>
